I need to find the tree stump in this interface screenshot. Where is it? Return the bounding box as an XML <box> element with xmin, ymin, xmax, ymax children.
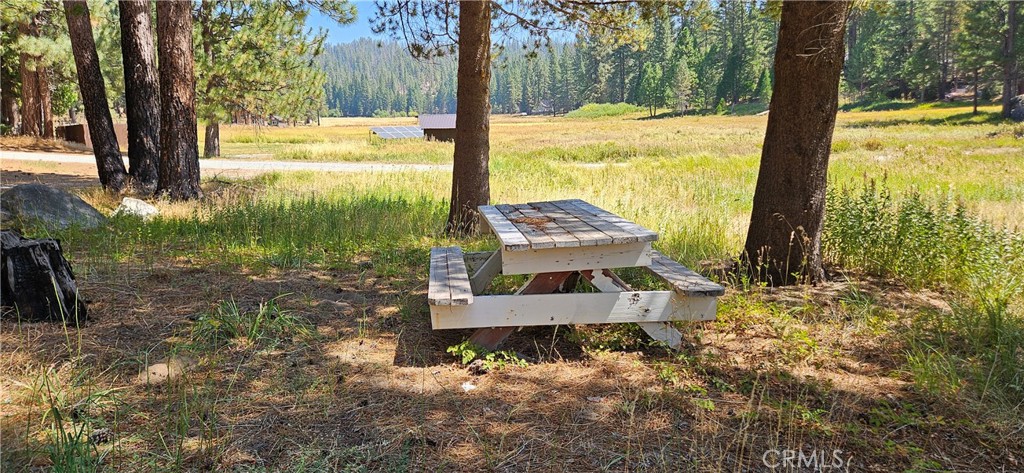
<box><xmin>0</xmin><ymin>230</ymin><xmax>88</xmax><ymax>323</ymax></box>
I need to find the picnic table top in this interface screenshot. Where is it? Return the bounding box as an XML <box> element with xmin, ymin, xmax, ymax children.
<box><xmin>479</xmin><ymin>199</ymin><xmax>658</xmax><ymax>252</ymax></box>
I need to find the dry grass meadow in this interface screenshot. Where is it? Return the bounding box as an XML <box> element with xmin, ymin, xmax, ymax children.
<box><xmin>1</xmin><ymin>104</ymin><xmax>1023</xmax><ymax>471</ymax></box>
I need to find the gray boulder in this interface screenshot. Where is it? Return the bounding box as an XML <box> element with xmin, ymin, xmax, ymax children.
<box><xmin>0</xmin><ymin>184</ymin><xmax>106</xmax><ymax>230</ymax></box>
<box><xmin>112</xmin><ymin>197</ymin><xmax>159</xmax><ymax>220</ymax></box>
<box><xmin>1010</xmin><ymin>95</ymin><xmax>1024</xmax><ymax>122</ymax></box>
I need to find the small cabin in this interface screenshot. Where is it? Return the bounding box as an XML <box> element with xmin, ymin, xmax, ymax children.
<box><xmin>418</xmin><ymin>114</ymin><xmax>456</xmax><ymax>142</ymax></box>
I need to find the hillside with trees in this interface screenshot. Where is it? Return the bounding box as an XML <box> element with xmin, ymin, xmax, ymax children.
<box><xmin>321</xmin><ymin>0</ymin><xmax>1023</xmax><ymax>117</ymax></box>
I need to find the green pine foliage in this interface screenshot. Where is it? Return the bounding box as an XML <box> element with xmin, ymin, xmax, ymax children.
<box><xmin>196</xmin><ymin>2</ymin><xmax>333</xmax><ymax>126</ymax></box>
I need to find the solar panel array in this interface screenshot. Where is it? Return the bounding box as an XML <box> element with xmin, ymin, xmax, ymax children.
<box><xmin>370</xmin><ymin>126</ymin><xmax>424</xmax><ymax>140</ymax></box>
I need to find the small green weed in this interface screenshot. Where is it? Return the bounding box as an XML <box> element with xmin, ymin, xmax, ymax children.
<box><xmin>446</xmin><ymin>340</ymin><xmax>528</xmax><ymax>370</ymax></box>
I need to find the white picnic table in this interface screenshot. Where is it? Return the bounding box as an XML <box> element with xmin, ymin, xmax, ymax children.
<box><xmin>428</xmin><ymin>199</ymin><xmax>725</xmax><ymax>350</ymax></box>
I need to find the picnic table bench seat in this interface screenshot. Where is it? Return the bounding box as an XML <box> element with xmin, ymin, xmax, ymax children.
<box><xmin>646</xmin><ymin>251</ymin><xmax>725</xmax><ymax>297</ymax></box>
<box><xmin>428</xmin><ymin>247</ymin><xmax>473</xmax><ymax>306</ymax></box>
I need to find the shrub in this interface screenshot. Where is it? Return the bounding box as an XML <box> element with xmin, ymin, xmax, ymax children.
<box><xmin>824</xmin><ymin>181</ymin><xmax>1024</xmax><ymax>407</ymax></box>
<box><xmin>823</xmin><ymin>180</ymin><xmax>1024</xmax><ymax>291</ymax></box>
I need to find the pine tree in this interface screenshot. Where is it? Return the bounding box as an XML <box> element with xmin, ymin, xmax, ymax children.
<box><xmin>196</xmin><ymin>1</ymin><xmax>351</xmax><ymax>157</ymax></box>
<box><xmin>957</xmin><ymin>1</ymin><xmax>1003</xmax><ymax>113</ymax></box>
<box><xmin>753</xmin><ymin>67</ymin><xmax>771</xmax><ymax>103</ymax></box>
<box><xmin>639</xmin><ymin>62</ymin><xmax>663</xmax><ymax>116</ymax></box>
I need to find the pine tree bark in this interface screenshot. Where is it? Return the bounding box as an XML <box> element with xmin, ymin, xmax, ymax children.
<box><xmin>741</xmin><ymin>1</ymin><xmax>851</xmax><ymax>285</ymax></box>
<box><xmin>18</xmin><ymin>19</ymin><xmax>42</xmax><ymax>137</ymax></box>
<box><xmin>1003</xmin><ymin>0</ymin><xmax>1019</xmax><ymax>118</ymax></box>
<box><xmin>203</xmin><ymin>123</ymin><xmax>220</xmax><ymax>158</ymax></box>
<box><xmin>156</xmin><ymin>0</ymin><xmax>202</xmax><ymax>200</ymax></box>
<box><xmin>445</xmin><ymin>0</ymin><xmax>491</xmax><ymax>235</ymax></box>
<box><xmin>64</xmin><ymin>0</ymin><xmax>129</xmax><ymax>192</ymax></box>
<box><xmin>118</xmin><ymin>0</ymin><xmax>160</xmax><ymax>194</ymax></box>
<box><xmin>1</xmin><ymin>86</ymin><xmax>17</xmax><ymax>131</ymax></box>
<box><xmin>38</xmin><ymin>64</ymin><xmax>53</xmax><ymax>138</ymax></box>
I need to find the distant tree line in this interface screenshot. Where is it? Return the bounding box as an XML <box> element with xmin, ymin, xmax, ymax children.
<box><xmin>846</xmin><ymin>0</ymin><xmax>1022</xmax><ymax>112</ymax></box>
<box><xmin>323</xmin><ymin>0</ymin><xmax>1023</xmax><ymax>118</ymax></box>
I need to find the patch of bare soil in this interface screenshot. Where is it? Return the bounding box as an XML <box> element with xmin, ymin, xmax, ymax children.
<box><xmin>1</xmin><ymin>161</ymin><xmax>100</xmax><ymax>189</ymax></box>
<box><xmin>0</xmin><ymin>136</ymin><xmax>92</xmax><ymax>154</ymax></box>
<box><xmin>0</xmin><ymin>255</ymin><xmax>1019</xmax><ymax>471</ymax></box>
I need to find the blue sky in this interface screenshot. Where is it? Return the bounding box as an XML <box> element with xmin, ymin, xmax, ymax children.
<box><xmin>307</xmin><ymin>2</ymin><xmax>380</xmax><ymax>45</ymax></box>
<box><xmin>306</xmin><ymin>1</ymin><xmax>573</xmax><ymax>45</ymax></box>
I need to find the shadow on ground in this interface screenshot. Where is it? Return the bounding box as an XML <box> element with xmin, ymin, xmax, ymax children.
<box><xmin>1</xmin><ymin>253</ymin><xmax>1020</xmax><ymax>471</ymax></box>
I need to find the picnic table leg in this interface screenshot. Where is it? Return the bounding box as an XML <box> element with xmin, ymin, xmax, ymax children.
<box><xmin>580</xmin><ymin>269</ymin><xmax>685</xmax><ymax>350</ymax></box>
<box><xmin>469</xmin><ymin>250</ymin><xmax>503</xmax><ymax>295</ymax></box>
<box><xmin>469</xmin><ymin>271</ymin><xmax>575</xmax><ymax>350</ymax></box>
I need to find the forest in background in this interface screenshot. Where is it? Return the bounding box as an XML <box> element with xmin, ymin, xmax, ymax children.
<box><xmin>3</xmin><ymin>0</ymin><xmax>1023</xmax><ymax>126</ymax></box>
<box><xmin>323</xmin><ymin>0</ymin><xmax>1023</xmax><ymax>117</ymax></box>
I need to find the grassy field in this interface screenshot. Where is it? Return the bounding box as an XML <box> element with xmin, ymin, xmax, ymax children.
<box><xmin>2</xmin><ymin>104</ymin><xmax>1023</xmax><ymax>471</ymax></box>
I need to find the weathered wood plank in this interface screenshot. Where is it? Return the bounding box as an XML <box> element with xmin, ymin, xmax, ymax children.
<box><xmin>430</xmin><ymin>291</ymin><xmax>717</xmax><ymax>329</ymax></box>
<box><xmin>479</xmin><ymin>205</ymin><xmax>530</xmax><ymax>251</ymax></box>
<box><xmin>427</xmin><ymin>247</ymin><xmax>452</xmax><ymax>306</ymax></box>
<box><xmin>530</xmin><ymin>201</ymin><xmax>611</xmax><ymax>246</ymax></box>
<box><xmin>568</xmin><ymin>199</ymin><xmax>659</xmax><ymax>242</ymax></box>
<box><xmin>550</xmin><ymin>199</ymin><xmax>639</xmax><ymax>244</ymax></box>
<box><xmin>446</xmin><ymin>247</ymin><xmax>473</xmax><ymax>305</ymax></box>
<box><xmin>497</xmin><ymin>204</ymin><xmax>556</xmax><ymax>250</ymax></box>
<box><xmin>514</xmin><ymin>203</ymin><xmax>581</xmax><ymax>248</ymax></box>
<box><xmin>463</xmin><ymin>251</ymin><xmax>493</xmax><ymax>275</ymax></box>
<box><xmin>469</xmin><ymin>251</ymin><xmax>501</xmax><ymax>294</ymax></box>
<box><xmin>647</xmin><ymin>250</ymin><xmax>726</xmax><ymax>297</ymax></box>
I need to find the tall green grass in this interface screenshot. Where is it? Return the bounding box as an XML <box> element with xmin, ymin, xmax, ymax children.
<box><xmin>566</xmin><ymin>102</ymin><xmax>643</xmax><ymax>118</ymax></box>
<box><xmin>823</xmin><ymin>181</ymin><xmax>1024</xmax><ymax>409</ymax></box>
<box><xmin>823</xmin><ymin>180</ymin><xmax>1024</xmax><ymax>291</ymax></box>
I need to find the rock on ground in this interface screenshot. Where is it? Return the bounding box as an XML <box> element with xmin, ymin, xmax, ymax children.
<box><xmin>1010</xmin><ymin>95</ymin><xmax>1024</xmax><ymax>122</ymax></box>
<box><xmin>112</xmin><ymin>197</ymin><xmax>159</xmax><ymax>220</ymax></box>
<box><xmin>0</xmin><ymin>183</ymin><xmax>106</xmax><ymax>231</ymax></box>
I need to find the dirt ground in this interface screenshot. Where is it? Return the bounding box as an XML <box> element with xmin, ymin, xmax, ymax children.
<box><xmin>1</xmin><ymin>165</ymin><xmax>1021</xmax><ymax>472</ymax></box>
<box><xmin>1</xmin><ymin>160</ymin><xmax>101</xmax><ymax>189</ymax></box>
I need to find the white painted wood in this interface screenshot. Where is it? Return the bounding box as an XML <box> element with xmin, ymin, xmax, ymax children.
<box><xmin>551</xmin><ymin>200</ymin><xmax>639</xmax><ymax>244</ymax></box>
<box><xmin>463</xmin><ymin>251</ymin><xmax>493</xmax><ymax>275</ymax></box>
<box><xmin>428</xmin><ymin>247</ymin><xmax>452</xmax><ymax>306</ymax></box>
<box><xmin>470</xmin><ymin>250</ymin><xmax>502</xmax><ymax>295</ymax></box>
<box><xmin>639</xmin><ymin>322</ymin><xmax>684</xmax><ymax>349</ymax></box>
<box><xmin>429</xmin><ymin>291</ymin><xmax>717</xmax><ymax>329</ymax></box>
<box><xmin>582</xmin><ymin>269</ymin><xmax>685</xmax><ymax>350</ymax></box>
<box><xmin>478</xmin><ymin>205</ymin><xmax>530</xmax><ymax>251</ymax></box>
<box><xmin>530</xmin><ymin>201</ymin><xmax>611</xmax><ymax>247</ymax></box>
<box><xmin>497</xmin><ymin>204</ymin><xmax>557</xmax><ymax>249</ymax></box>
<box><xmin>445</xmin><ymin>247</ymin><xmax>473</xmax><ymax>305</ymax></box>
<box><xmin>500</xmin><ymin>241</ymin><xmax>653</xmax><ymax>275</ymax></box>
<box><xmin>647</xmin><ymin>250</ymin><xmax>725</xmax><ymax>297</ymax></box>
<box><xmin>567</xmin><ymin>199</ymin><xmax>659</xmax><ymax>242</ymax></box>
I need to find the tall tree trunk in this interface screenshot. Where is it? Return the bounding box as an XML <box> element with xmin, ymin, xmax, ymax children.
<box><xmin>156</xmin><ymin>0</ymin><xmax>202</xmax><ymax>200</ymax></box>
<box><xmin>1003</xmin><ymin>0</ymin><xmax>1019</xmax><ymax>118</ymax></box>
<box><xmin>118</xmin><ymin>0</ymin><xmax>160</xmax><ymax>194</ymax></box>
<box><xmin>204</xmin><ymin>122</ymin><xmax>220</xmax><ymax>158</ymax></box>
<box><xmin>38</xmin><ymin>66</ymin><xmax>53</xmax><ymax>138</ymax></box>
<box><xmin>444</xmin><ymin>0</ymin><xmax>491</xmax><ymax>235</ymax></box>
<box><xmin>741</xmin><ymin>0</ymin><xmax>851</xmax><ymax>286</ymax></box>
<box><xmin>64</xmin><ymin>0</ymin><xmax>129</xmax><ymax>192</ymax></box>
<box><xmin>1</xmin><ymin>86</ymin><xmax>17</xmax><ymax>131</ymax></box>
<box><xmin>18</xmin><ymin>20</ymin><xmax>41</xmax><ymax>136</ymax></box>
<box><xmin>198</xmin><ymin>2</ymin><xmax>220</xmax><ymax>158</ymax></box>
<box><xmin>974</xmin><ymin>68</ymin><xmax>979</xmax><ymax>115</ymax></box>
